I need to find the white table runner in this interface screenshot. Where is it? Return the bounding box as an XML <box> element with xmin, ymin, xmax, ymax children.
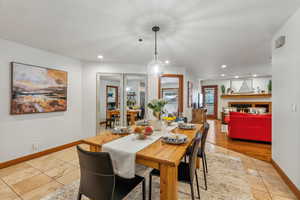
<box><xmin>102</xmin><ymin>124</ymin><xmax>177</xmax><ymax>178</ymax></box>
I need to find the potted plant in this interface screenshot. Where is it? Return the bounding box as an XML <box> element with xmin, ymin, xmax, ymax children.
<box><xmin>221</xmin><ymin>85</ymin><xmax>226</xmax><ymax>95</ymax></box>
<box><xmin>268</xmin><ymin>80</ymin><xmax>272</xmax><ymax>93</ymax></box>
<box><xmin>147</xmin><ymin>99</ymin><xmax>168</xmax><ymax>130</ymax></box>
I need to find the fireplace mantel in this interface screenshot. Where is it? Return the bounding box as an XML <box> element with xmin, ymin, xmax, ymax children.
<box><xmin>221</xmin><ymin>93</ymin><xmax>271</xmax><ymax>99</ymax></box>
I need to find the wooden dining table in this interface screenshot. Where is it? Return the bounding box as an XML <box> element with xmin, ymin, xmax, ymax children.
<box><xmin>82</xmin><ymin>124</ymin><xmax>203</xmax><ymax>200</ymax></box>
<box><xmin>107</xmin><ymin>109</ymin><xmax>140</xmax><ymax>125</ymax></box>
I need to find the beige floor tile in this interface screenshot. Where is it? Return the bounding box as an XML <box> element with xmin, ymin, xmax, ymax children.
<box><xmin>251</xmin><ymin>189</ymin><xmax>271</xmax><ymax>200</ymax></box>
<box><xmin>21</xmin><ymin>181</ymin><xmax>63</xmax><ymax>200</ymax></box>
<box><xmin>26</xmin><ymin>156</ymin><xmax>66</xmax><ymax>172</ymax></box>
<box><xmin>44</xmin><ymin>162</ymin><xmax>77</xmax><ymax>179</ymax></box>
<box><xmin>252</xmin><ymin>158</ymin><xmax>273</xmax><ymax>169</ymax></box>
<box><xmin>271</xmin><ymin>195</ymin><xmax>298</xmax><ymax>200</ymax></box>
<box><xmin>11</xmin><ymin>174</ymin><xmax>53</xmax><ymax>195</ymax></box>
<box><xmin>68</xmin><ymin>159</ymin><xmax>80</xmax><ymax>168</ymax></box>
<box><xmin>261</xmin><ymin>174</ymin><xmax>296</xmax><ymax>199</ymax></box>
<box><xmin>245</xmin><ymin>174</ymin><xmax>268</xmax><ymax>192</ymax></box>
<box><xmin>0</xmin><ymin>181</ymin><xmax>19</xmax><ymax>200</ymax></box>
<box><xmin>2</xmin><ymin>167</ymin><xmax>41</xmax><ymax>185</ymax></box>
<box><xmin>0</xmin><ymin>163</ymin><xmax>32</xmax><ymax>178</ymax></box>
<box><xmin>51</xmin><ymin>149</ymin><xmax>79</xmax><ymax>162</ymax></box>
<box><xmin>56</xmin><ymin>169</ymin><xmax>80</xmax><ymax>185</ymax></box>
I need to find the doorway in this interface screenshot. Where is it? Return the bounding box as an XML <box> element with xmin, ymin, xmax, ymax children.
<box><xmin>158</xmin><ymin>74</ymin><xmax>184</xmax><ymax>116</ymax></box>
<box><xmin>202</xmin><ymin>85</ymin><xmax>218</xmax><ymax>119</ymax></box>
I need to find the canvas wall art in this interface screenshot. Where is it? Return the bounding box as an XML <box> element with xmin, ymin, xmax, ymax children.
<box><xmin>11</xmin><ymin>62</ymin><xmax>68</xmax><ymax>114</ymax></box>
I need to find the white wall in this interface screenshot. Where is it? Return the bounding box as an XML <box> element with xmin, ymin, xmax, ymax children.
<box><xmin>0</xmin><ymin>39</ymin><xmax>83</xmax><ymax>162</ymax></box>
<box><xmin>201</xmin><ymin>77</ymin><xmax>272</xmax><ymax>119</ymax></box>
<box><xmin>272</xmin><ymin>8</ymin><xmax>300</xmax><ymax>189</ymax></box>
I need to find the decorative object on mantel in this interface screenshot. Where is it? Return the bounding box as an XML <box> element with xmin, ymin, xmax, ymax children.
<box><xmin>268</xmin><ymin>80</ymin><xmax>272</xmax><ymax>93</ymax></box>
<box><xmin>221</xmin><ymin>93</ymin><xmax>272</xmax><ymax>99</ymax></box>
<box><xmin>147</xmin><ymin>99</ymin><xmax>168</xmax><ymax>131</ymax></box>
<box><xmin>227</xmin><ymin>87</ymin><xmax>234</xmax><ymax>94</ymax></box>
<box><xmin>238</xmin><ymin>80</ymin><xmax>253</xmax><ymax>93</ymax></box>
<box><xmin>221</xmin><ymin>85</ymin><xmax>226</xmax><ymax>95</ymax></box>
<box><xmin>10</xmin><ymin>62</ymin><xmax>68</xmax><ymax>114</ymax></box>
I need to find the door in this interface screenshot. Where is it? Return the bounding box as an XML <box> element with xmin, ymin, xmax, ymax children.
<box><xmin>202</xmin><ymin>85</ymin><xmax>218</xmax><ymax>119</ymax></box>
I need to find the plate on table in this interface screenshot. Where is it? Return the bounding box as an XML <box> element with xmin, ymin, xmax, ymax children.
<box><xmin>112</xmin><ymin>127</ymin><xmax>131</xmax><ymax>135</ymax></box>
<box><xmin>178</xmin><ymin>123</ymin><xmax>196</xmax><ymax>130</ymax></box>
<box><xmin>162</xmin><ymin>133</ymin><xmax>188</xmax><ymax>144</ymax></box>
<box><xmin>136</xmin><ymin>120</ymin><xmax>150</xmax><ymax>126</ymax></box>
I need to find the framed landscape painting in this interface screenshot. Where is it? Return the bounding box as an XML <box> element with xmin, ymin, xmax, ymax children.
<box><xmin>11</xmin><ymin>62</ymin><xmax>68</xmax><ymax>114</ymax></box>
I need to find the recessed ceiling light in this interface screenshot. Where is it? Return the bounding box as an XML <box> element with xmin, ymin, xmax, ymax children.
<box><xmin>165</xmin><ymin>60</ymin><xmax>170</xmax><ymax>64</ymax></box>
<box><xmin>234</xmin><ymin>75</ymin><xmax>239</xmax><ymax>79</ymax></box>
<box><xmin>221</xmin><ymin>74</ymin><xmax>225</xmax><ymax>77</ymax></box>
<box><xmin>97</xmin><ymin>55</ymin><xmax>103</xmax><ymax>59</ymax></box>
<box><xmin>253</xmin><ymin>74</ymin><xmax>257</xmax><ymax>77</ymax></box>
<box><xmin>221</xmin><ymin>65</ymin><xmax>227</xmax><ymax>69</ymax></box>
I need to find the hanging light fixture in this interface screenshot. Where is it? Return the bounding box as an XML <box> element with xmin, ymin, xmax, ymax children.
<box><xmin>147</xmin><ymin>26</ymin><xmax>164</xmax><ymax>75</ymax></box>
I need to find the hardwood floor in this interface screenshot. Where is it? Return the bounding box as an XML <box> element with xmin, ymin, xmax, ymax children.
<box><xmin>207</xmin><ymin>120</ymin><xmax>272</xmax><ymax>162</ymax></box>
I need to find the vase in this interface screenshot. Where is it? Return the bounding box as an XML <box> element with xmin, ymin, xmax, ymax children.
<box><xmin>152</xmin><ymin>119</ymin><xmax>163</xmax><ymax>131</ymax></box>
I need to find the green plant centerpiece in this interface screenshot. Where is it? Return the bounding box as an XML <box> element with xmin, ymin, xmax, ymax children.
<box><xmin>147</xmin><ymin>99</ymin><xmax>168</xmax><ymax>131</ymax></box>
<box><xmin>147</xmin><ymin>99</ymin><xmax>168</xmax><ymax>119</ymax></box>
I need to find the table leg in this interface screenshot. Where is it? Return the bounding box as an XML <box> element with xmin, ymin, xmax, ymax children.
<box><xmin>196</xmin><ymin>157</ymin><xmax>200</xmax><ymax>169</ymax></box>
<box><xmin>89</xmin><ymin>145</ymin><xmax>101</xmax><ymax>152</ymax></box>
<box><xmin>130</xmin><ymin>113</ymin><xmax>136</xmax><ymax>125</ymax></box>
<box><xmin>160</xmin><ymin>164</ymin><xmax>178</xmax><ymax>200</ymax></box>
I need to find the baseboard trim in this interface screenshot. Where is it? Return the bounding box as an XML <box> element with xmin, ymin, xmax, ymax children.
<box><xmin>0</xmin><ymin>140</ymin><xmax>82</xmax><ymax>169</ymax></box>
<box><xmin>271</xmin><ymin>159</ymin><xmax>300</xmax><ymax>199</ymax></box>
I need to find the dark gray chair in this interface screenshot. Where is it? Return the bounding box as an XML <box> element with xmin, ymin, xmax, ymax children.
<box><xmin>148</xmin><ymin>132</ymin><xmax>202</xmax><ymax>200</ymax></box>
<box><xmin>185</xmin><ymin>122</ymin><xmax>210</xmax><ymax>190</ymax></box>
<box><xmin>76</xmin><ymin>146</ymin><xmax>146</xmax><ymax>200</ymax></box>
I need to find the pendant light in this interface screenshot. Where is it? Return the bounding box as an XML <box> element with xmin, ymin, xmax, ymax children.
<box><xmin>147</xmin><ymin>26</ymin><xmax>164</xmax><ymax>75</ymax></box>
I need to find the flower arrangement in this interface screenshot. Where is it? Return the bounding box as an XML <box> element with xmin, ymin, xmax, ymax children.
<box><xmin>147</xmin><ymin>99</ymin><xmax>168</xmax><ymax>119</ymax></box>
<box><xmin>162</xmin><ymin>116</ymin><xmax>176</xmax><ymax>126</ymax></box>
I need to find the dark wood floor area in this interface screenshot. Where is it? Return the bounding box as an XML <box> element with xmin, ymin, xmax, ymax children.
<box><xmin>207</xmin><ymin>120</ymin><xmax>272</xmax><ymax>162</ymax></box>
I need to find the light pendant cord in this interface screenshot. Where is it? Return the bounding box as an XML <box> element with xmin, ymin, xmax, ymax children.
<box><xmin>154</xmin><ymin>30</ymin><xmax>158</xmax><ymax>60</ymax></box>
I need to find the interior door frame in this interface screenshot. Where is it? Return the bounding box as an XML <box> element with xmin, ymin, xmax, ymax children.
<box><xmin>202</xmin><ymin>85</ymin><xmax>218</xmax><ymax>119</ymax></box>
<box><xmin>158</xmin><ymin>74</ymin><xmax>184</xmax><ymax>114</ymax></box>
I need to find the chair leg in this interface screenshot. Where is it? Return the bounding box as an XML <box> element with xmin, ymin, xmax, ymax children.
<box><xmin>202</xmin><ymin>158</ymin><xmax>207</xmax><ymax>190</ymax></box>
<box><xmin>195</xmin><ymin>171</ymin><xmax>201</xmax><ymax>199</ymax></box>
<box><xmin>204</xmin><ymin>153</ymin><xmax>208</xmax><ymax>173</ymax></box>
<box><xmin>190</xmin><ymin>182</ymin><xmax>195</xmax><ymax>200</ymax></box>
<box><xmin>149</xmin><ymin>174</ymin><xmax>152</xmax><ymax>200</ymax></box>
<box><xmin>77</xmin><ymin>193</ymin><xmax>82</xmax><ymax>200</ymax></box>
<box><xmin>142</xmin><ymin>179</ymin><xmax>146</xmax><ymax>200</ymax></box>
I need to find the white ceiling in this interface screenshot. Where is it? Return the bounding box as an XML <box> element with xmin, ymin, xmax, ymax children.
<box><xmin>0</xmin><ymin>0</ymin><xmax>299</xmax><ymax>79</ymax></box>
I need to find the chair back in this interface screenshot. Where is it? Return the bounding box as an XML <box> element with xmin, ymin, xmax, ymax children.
<box><xmin>77</xmin><ymin>146</ymin><xmax>115</xmax><ymax>200</ymax></box>
<box><xmin>188</xmin><ymin>132</ymin><xmax>202</xmax><ymax>181</ymax></box>
<box><xmin>200</xmin><ymin>123</ymin><xmax>210</xmax><ymax>154</ymax></box>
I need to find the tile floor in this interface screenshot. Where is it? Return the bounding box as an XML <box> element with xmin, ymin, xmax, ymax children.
<box><xmin>0</xmin><ymin>143</ymin><xmax>297</xmax><ymax>200</ymax></box>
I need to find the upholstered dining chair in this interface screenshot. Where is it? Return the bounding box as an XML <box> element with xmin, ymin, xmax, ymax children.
<box><xmin>148</xmin><ymin>132</ymin><xmax>202</xmax><ymax>200</ymax></box>
<box><xmin>76</xmin><ymin>146</ymin><xmax>146</xmax><ymax>200</ymax></box>
<box><xmin>185</xmin><ymin>122</ymin><xmax>210</xmax><ymax>190</ymax></box>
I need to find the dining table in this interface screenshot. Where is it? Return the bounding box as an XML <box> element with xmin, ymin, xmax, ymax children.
<box><xmin>107</xmin><ymin>109</ymin><xmax>140</xmax><ymax>125</ymax></box>
<box><xmin>82</xmin><ymin>124</ymin><xmax>203</xmax><ymax>200</ymax></box>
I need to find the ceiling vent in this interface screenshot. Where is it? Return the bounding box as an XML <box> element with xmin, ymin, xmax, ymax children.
<box><xmin>275</xmin><ymin>36</ymin><xmax>286</xmax><ymax>49</ymax></box>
